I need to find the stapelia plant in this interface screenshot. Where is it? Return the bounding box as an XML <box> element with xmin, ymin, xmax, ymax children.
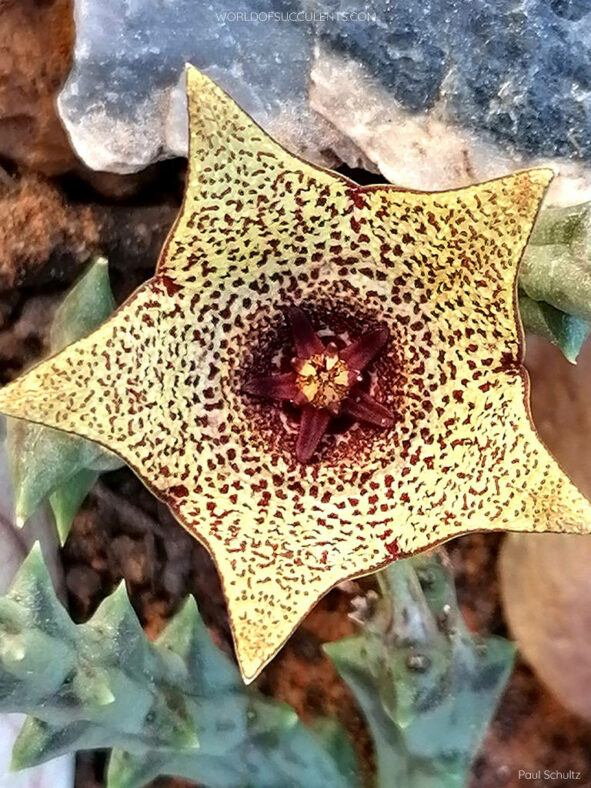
<box><xmin>0</xmin><ymin>65</ymin><xmax>590</xmax><ymax>682</ymax></box>
<box><xmin>518</xmin><ymin>293</ymin><xmax>589</xmax><ymax>364</ymax></box>
<box><xmin>6</xmin><ymin>257</ymin><xmax>122</xmax><ymax>542</ymax></box>
<box><xmin>518</xmin><ymin>200</ymin><xmax>591</xmax><ymax>361</ymax></box>
<box><xmin>0</xmin><ymin>546</ymin><xmax>359</xmax><ymax>788</ymax></box>
<box><xmin>325</xmin><ymin>552</ymin><xmax>514</xmax><ymax>788</ymax></box>
<box><xmin>0</xmin><ymin>546</ymin><xmax>513</xmax><ymax>787</ymax></box>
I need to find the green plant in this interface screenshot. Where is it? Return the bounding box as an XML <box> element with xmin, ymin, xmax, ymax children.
<box><xmin>0</xmin><ymin>545</ymin><xmax>515</xmax><ymax>787</ymax></box>
<box><xmin>519</xmin><ymin>200</ymin><xmax>591</xmax><ymax>361</ymax></box>
<box><xmin>6</xmin><ymin>257</ymin><xmax>122</xmax><ymax>542</ymax></box>
<box><xmin>0</xmin><ymin>545</ymin><xmax>359</xmax><ymax>788</ymax></box>
<box><xmin>518</xmin><ymin>293</ymin><xmax>589</xmax><ymax>364</ymax></box>
<box><xmin>325</xmin><ymin>551</ymin><xmax>514</xmax><ymax>788</ymax></box>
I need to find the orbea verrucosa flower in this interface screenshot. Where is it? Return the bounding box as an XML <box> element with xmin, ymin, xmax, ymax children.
<box><xmin>0</xmin><ymin>65</ymin><xmax>590</xmax><ymax>682</ymax></box>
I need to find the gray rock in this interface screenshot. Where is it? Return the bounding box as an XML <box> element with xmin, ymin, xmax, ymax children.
<box><xmin>58</xmin><ymin>0</ymin><xmax>356</xmax><ymax>174</ymax></box>
<box><xmin>312</xmin><ymin>0</ymin><xmax>591</xmax><ymax>204</ymax></box>
<box><xmin>60</xmin><ymin>0</ymin><xmax>591</xmax><ymax>203</ymax></box>
<box><xmin>318</xmin><ymin>0</ymin><xmax>591</xmax><ymax>162</ymax></box>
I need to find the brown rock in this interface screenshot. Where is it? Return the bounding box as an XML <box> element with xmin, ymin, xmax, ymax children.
<box><xmin>0</xmin><ymin>173</ymin><xmax>98</xmax><ymax>290</ymax></box>
<box><xmin>497</xmin><ymin>336</ymin><xmax>591</xmax><ymax>722</ymax></box>
<box><xmin>526</xmin><ymin>335</ymin><xmax>591</xmax><ymax>497</ymax></box>
<box><xmin>0</xmin><ymin>0</ymin><xmax>76</xmax><ymax>176</ymax></box>
<box><xmin>500</xmin><ymin>532</ymin><xmax>591</xmax><ymax>723</ymax></box>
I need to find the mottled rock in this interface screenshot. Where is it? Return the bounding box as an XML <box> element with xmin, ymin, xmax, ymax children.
<box><xmin>311</xmin><ymin>0</ymin><xmax>591</xmax><ymax>205</ymax></box>
<box><xmin>311</xmin><ymin>54</ymin><xmax>518</xmax><ymax>192</ymax></box>
<box><xmin>60</xmin><ymin>0</ymin><xmax>591</xmax><ymax>202</ymax></box>
<box><xmin>58</xmin><ymin>0</ymin><xmax>357</xmax><ymax>174</ymax></box>
<box><xmin>318</xmin><ymin>0</ymin><xmax>591</xmax><ymax>158</ymax></box>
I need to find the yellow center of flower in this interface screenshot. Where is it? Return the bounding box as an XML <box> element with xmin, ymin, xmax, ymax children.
<box><xmin>296</xmin><ymin>350</ymin><xmax>351</xmax><ymax>411</ymax></box>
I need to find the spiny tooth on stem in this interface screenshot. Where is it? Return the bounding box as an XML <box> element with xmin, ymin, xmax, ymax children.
<box><xmin>243</xmin><ymin>372</ymin><xmax>299</xmax><ymax>401</ymax></box>
<box><xmin>342</xmin><ymin>390</ymin><xmax>394</xmax><ymax>427</ymax></box>
<box><xmin>340</xmin><ymin>327</ymin><xmax>390</xmax><ymax>371</ymax></box>
<box><xmin>296</xmin><ymin>406</ymin><xmax>331</xmax><ymax>462</ymax></box>
<box><xmin>287</xmin><ymin>306</ymin><xmax>325</xmax><ymax>358</ymax></box>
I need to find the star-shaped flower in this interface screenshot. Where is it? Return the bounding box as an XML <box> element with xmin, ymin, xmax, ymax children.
<box><xmin>0</xmin><ymin>65</ymin><xmax>590</xmax><ymax>683</ymax></box>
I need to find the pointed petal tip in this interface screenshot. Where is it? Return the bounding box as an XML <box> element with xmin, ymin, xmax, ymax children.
<box><xmin>295</xmin><ymin>446</ymin><xmax>313</xmax><ymax>464</ymax></box>
<box><xmin>373</xmin><ymin>325</ymin><xmax>391</xmax><ymax>354</ymax></box>
<box><xmin>236</xmin><ymin>642</ymin><xmax>282</xmax><ymax>685</ymax></box>
<box><xmin>532</xmin><ymin>165</ymin><xmax>556</xmax><ymax>183</ymax></box>
<box><xmin>185</xmin><ymin>61</ymin><xmax>205</xmax><ymax>84</ymax></box>
<box><xmin>242</xmin><ymin>377</ymin><xmax>261</xmax><ymax>396</ymax></box>
<box><xmin>342</xmin><ymin>391</ymin><xmax>395</xmax><ymax>428</ymax></box>
<box><xmin>286</xmin><ymin>304</ymin><xmax>307</xmax><ymax>320</ymax></box>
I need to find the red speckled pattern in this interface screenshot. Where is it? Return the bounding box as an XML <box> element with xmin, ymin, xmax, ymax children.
<box><xmin>0</xmin><ymin>67</ymin><xmax>589</xmax><ymax>682</ymax></box>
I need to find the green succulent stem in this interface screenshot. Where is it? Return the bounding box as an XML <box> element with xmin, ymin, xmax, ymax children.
<box><xmin>0</xmin><ymin>545</ymin><xmax>517</xmax><ymax>788</ymax></box>
<box><xmin>325</xmin><ymin>551</ymin><xmax>515</xmax><ymax>788</ymax></box>
<box><xmin>527</xmin><ymin>202</ymin><xmax>590</xmax><ymax>248</ymax></box>
<box><xmin>0</xmin><ymin>545</ymin><xmax>358</xmax><ymax>788</ymax></box>
<box><xmin>517</xmin><ymin>200</ymin><xmax>591</xmax><ymax>361</ymax></box>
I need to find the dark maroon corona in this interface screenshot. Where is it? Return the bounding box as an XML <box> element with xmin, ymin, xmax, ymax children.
<box><xmin>243</xmin><ymin>306</ymin><xmax>394</xmax><ymax>462</ymax></box>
